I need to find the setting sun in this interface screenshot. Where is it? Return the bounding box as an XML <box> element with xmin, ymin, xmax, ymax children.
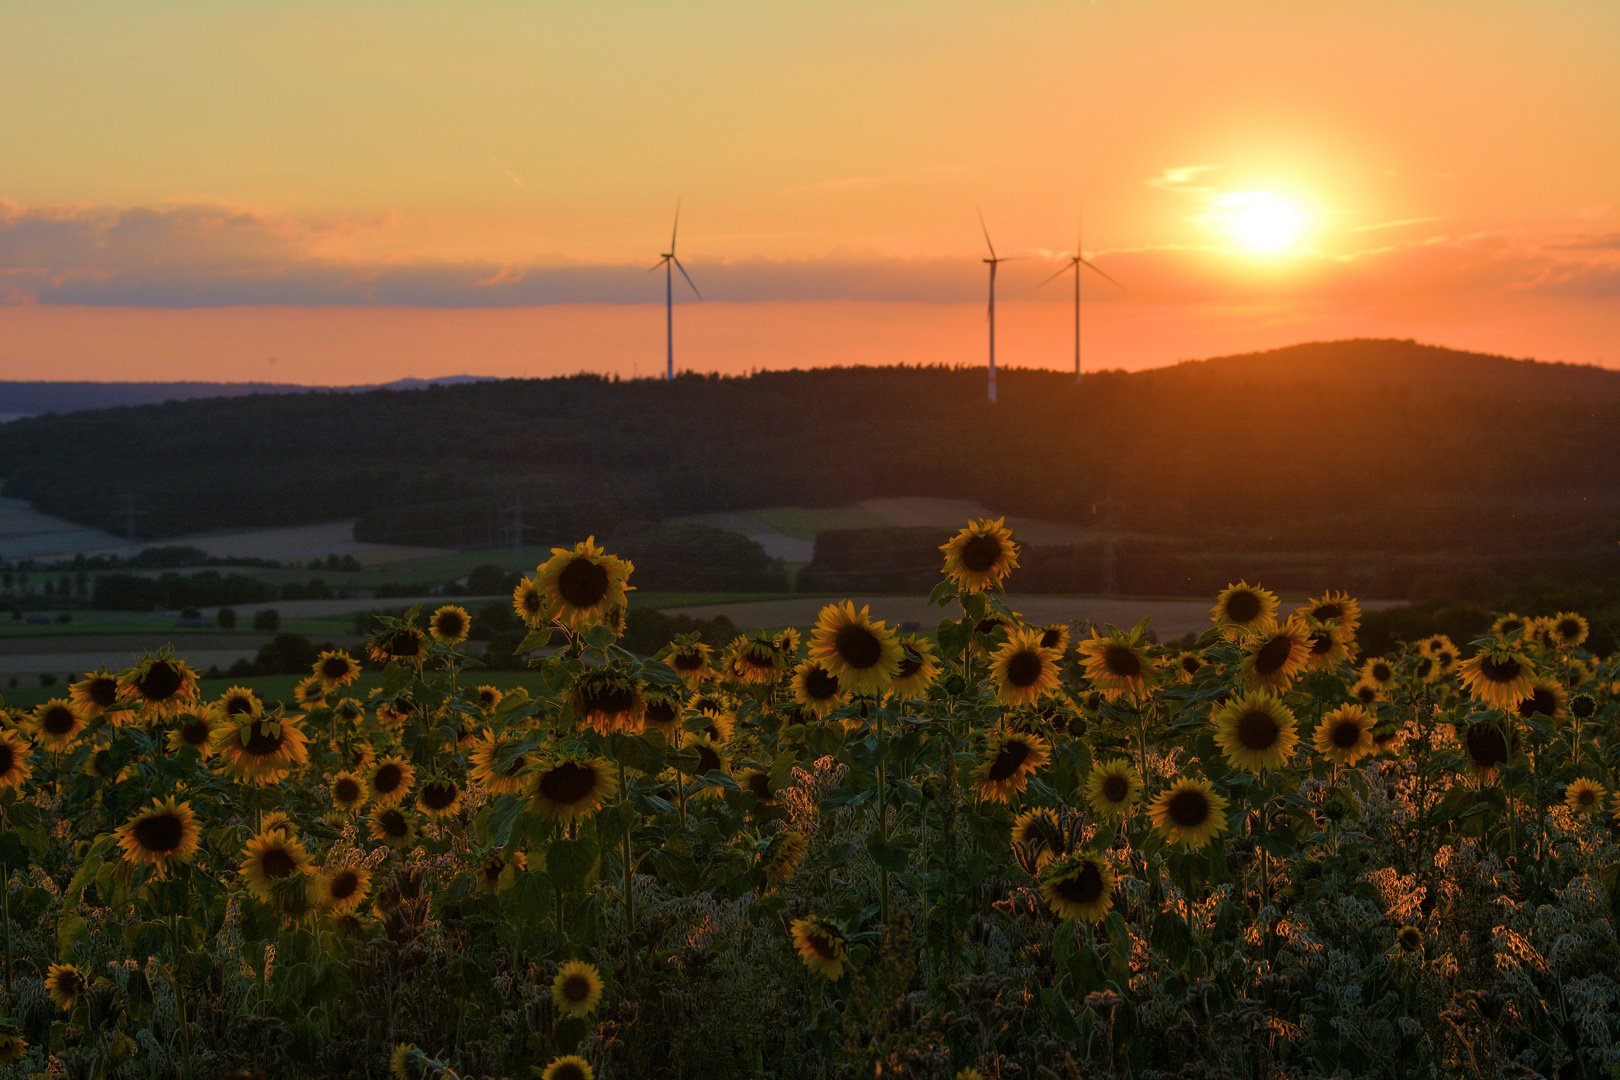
<box><xmin>1225</xmin><ymin>193</ymin><xmax>1300</xmax><ymax>251</ymax></box>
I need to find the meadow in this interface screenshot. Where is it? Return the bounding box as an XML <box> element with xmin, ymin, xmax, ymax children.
<box><xmin>0</xmin><ymin>521</ymin><xmax>1615</xmax><ymax>1079</ymax></box>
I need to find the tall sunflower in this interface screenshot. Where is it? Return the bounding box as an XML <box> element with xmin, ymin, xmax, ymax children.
<box><xmin>1514</xmin><ymin>680</ymin><xmax>1566</xmax><ymax>722</ymax></box>
<box><xmin>0</xmin><ymin>729</ymin><xmax>32</xmax><ymax>792</ymax></box>
<box><xmin>366</xmin><ymin>755</ymin><xmax>416</xmax><ymax>807</ymax></box>
<box><xmin>664</xmin><ymin>640</ymin><xmax>715</xmax><ymax>688</ymax></box>
<box><xmin>1085</xmin><ymin>758</ymin><xmax>1141</xmax><ymax>819</ymax></box>
<box><xmin>1039</xmin><ymin>852</ymin><xmax>1115</xmax><ymax>923</ymax></box>
<box><xmin>470</xmin><ymin>730</ymin><xmax>532</xmax><ymax>795</ymax></box>
<box><xmin>1077</xmin><ymin>628</ymin><xmax>1160</xmax><ymax>697</ymax></box>
<box><xmin>217</xmin><ymin>685</ymin><xmax>263</xmax><ymax>717</ymax></box>
<box><xmin>1313</xmin><ymin>705</ymin><xmax>1376</xmax><ymax>767</ymax></box>
<box><xmin>116</xmin><ymin>655</ymin><xmax>199</xmax><ymax>717</ymax></box>
<box><xmin>114</xmin><ymin>797</ymin><xmax>199</xmax><ymax>877</ymax></box>
<box><xmin>891</xmin><ymin>635</ymin><xmax>941</xmax><ymax>699</ymax></box>
<box><xmin>551</xmin><ymin>960</ymin><xmax>605</xmax><ymax>1019</ymax></box>
<box><xmin>1550</xmin><ymin>612</ymin><xmax>1590</xmax><ymax>649</ymax></box>
<box><xmin>529</xmin><ymin>757</ymin><xmax>616</xmax><ymax>824</ymax></box>
<box><xmin>1238</xmin><ymin>618</ymin><xmax>1311</xmax><ymax>690</ymax></box>
<box><xmin>728</xmin><ymin>633</ymin><xmax>788</xmax><ymax>685</ymax></box>
<box><xmin>791</xmin><ymin>660</ymin><xmax>846</xmax><ymax>718</ymax></box>
<box><xmin>422</xmin><ymin>604</ymin><xmax>469</xmax><ymax>646</ymax></box>
<box><xmin>166</xmin><ymin>708</ymin><xmax>219</xmax><ymax>757</ymax></box>
<box><xmin>1458</xmin><ymin>647</ymin><xmax>1536</xmax><ymax>710</ymax></box>
<box><xmin>240</xmin><ymin>828</ymin><xmax>313</xmax><ymax>903</ymax></box>
<box><xmin>991</xmin><ymin>629</ymin><xmax>1064</xmax><ymax>708</ymax></box>
<box><xmin>970</xmin><ymin>730</ymin><xmax>1051</xmax><ymax>802</ymax></box>
<box><xmin>809</xmin><ymin>601</ymin><xmax>903</xmax><ymax>694</ymax></box>
<box><xmin>318</xmin><ymin>865</ymin><xmax>372</xmax><ymax>915</ymax></box>
<box><xmin>1565</xmin><ymin>778</ymin><xmax>1605</xmax><ymax>814</ymax></box>
<box><xmin>213</xmin><ymin>713</ymin><xmax>310</xmax><ymax>785</ymax></box>
<box><xmin>1297</xmin><ymin>591</ymin><xmax>1362</xmax><ymax>638</ymax></box>
<box><xmin>1210</xmin><ymin>582</ymin><xmax>1279</xmax><ymax>638</ymax></box>
<box><xmin>1149</xmin><ymin>777</ymin><xmax>1229</xmax><ymax>848</ymax></box>
<box><xmin>535</xmin><ymin>537</ymin><xmax>634</xmax><ymax>631</ymax></box>
<box><xmin>68</xmin><ymin>669</ymin><xmax>120</xmax><ymax>720</ymax></box>
<box><xmin>44</xmin><ymin>963</ymin><xmax>83</xmax><ymax>1012</ymax></box>
<box><xmin>1211</xmin><ymin>692</ymin><xmax>1299</xmax><ymax>773</ymax></box>
<box><xmin>571</xmin><ymin>670</ymin><xmax>645</xmax><ymax>736</ymax></box>
<box><xmin>790</xmin><ymin>915</ymin><xmax>850</xmax><ymax>981</ymax></box>
<box><xmin>512</xmin><ymin>575</ymin><xmax>553</xmax><ymax>627</ymax></box>
<box><xmin>29</xmin><ymin>699</ymin><xmax>86</xmax><ymax>752</ymax></box>
<box><xmin>310</xmin><ymin>649</ymin><xmax>360</xmax><ymax>690</ymax></box>
<box><xmin>939</xmin><ymin>518</ymin><xmax>1021</xmax><ymax>593</ymax></box>
<box><xmin>367</xmin><ymin>626</ymin><xmax>427</xmax><ymax>666</ymax></box>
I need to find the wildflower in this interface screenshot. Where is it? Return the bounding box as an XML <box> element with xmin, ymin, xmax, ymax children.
<box><xmin>809</xmin><ymin>601</ymin><xmax>902</xmax><ymax>694</ymax></box>
<box><xmin>314</xmin><ymin>649</ymin><xmax>362</xmax><ymax>690</ymax></box>
<box><xmin>1211</xmin><ymin>581</ymin><xmax>1278</xmax><ymax>637</ymax></box>
<box><xmin>1212</xmin><ymin>692</ymin><xmax>1299</xmax><ymax>773</ymax></box>
<box><xmin>535</xmin><ymin>537</ymin><xmax>634</xmax><ymax>631</ymax></box>
<box><xmin>790</xmin><ymin>915</ymin><xmax>849</xmax><ymax>980</ymax></box>
<box><xmin>940</xmin><ymin>518</ymin><xmax>1020</xmax><ymax>593</ymax></box>
<box><xmin>117</xmin><ymin>655</ymin><xmax>199</xmax><ymax>717</ymax></box>
<box><xmin>529</xmin><ymin>757</ymin><xmax>616</xmax><ymax>824</ymax></box>
<box><xmin>1040</xmin><ymin>852</ymin><xmax>1115</xmax><ymax>923</ymax></box>
<box><xmin>990</xmin><ymin>629</ymin><xmax>1064</xmax><ymax>707</ymax></box>
<box><xmin>551</xmin><ymin>960</ymin><xmax>604</xmax><ymax>1018</ymax></box>
<box><xmin>1458</xmin><ymin>647</ymin><xmax>1535</xmax><ymax>710</ymax></box>
<box><xmin>1314</xmin><ymin>705</ymin><xmax>1377</xmax><ymax>767</ymax></box>
<box><xmin>114</xmin><ymin>797</ymin><xmax>199</xmax><ymax>877</ymax></box>
<box><xmin>1085</xmin><ymin>759</ymin><xmax>1141</xmax><ymax>819</ymax></box>
<box><xmin>970</xmin><ymin>730</ymin><xmax>1051</xmax><ymax>802</ymax></box>
<box><xmin>428</xmin><ymin>604</ymin><xmax>471</xmax><ymax>646</ymax></box>
<box><xmin>1149</xmin><ymin>777</ymin><xmax>1229</xmax><ymax>848</ymax></box>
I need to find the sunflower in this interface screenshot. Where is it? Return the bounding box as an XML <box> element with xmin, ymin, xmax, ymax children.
<box><xmin>571</xmin><ymin>670</ymin><xmax>645</xmax><ymax>736</ymax></box>
<box><xmin>375</xmin><ymin>697</ymin><xmax>412</xmax><ymax>730</ymax></box>
<box><xmin>366</xmin><ymin>755</ymin><xmax>416</xmax><ymax>807</ymax></box>
<box><xmin>530</xmin><ymin>757</ymin><xmax>616</xmax><ymax>825</ymax></box>
<box><xmin>1077</xmin><ymin>628</ymin><xmax>1159</xmax><ymax>697</ymax></box>
<box><xmin>660</xmin><ymin>641</ymin><xmax>714</xmax><ymax>690</ymax></box>
<box><xmin>1462</xmin><ymin>720</ymin><xmax>1520</xmax><ymax>780</ymax></box>
<box><xmin>44</xmin><ymin>962</ymin><xmax>83</xmax><ymax>1012</ymax></box>
<box><xmin>1515</xmin><ymin>680</ymin><xmax>1566</xmax><ymax>722</ymax></box>
<box><xmin>1085</xmin><ymin>759</ymin><xmax>1142</xmax><ymax>819</ymax></box>
<box><xmin>1211</xmin><ymin>582</ymin><xmax>1279</xmax><ymax>637</ymax></box>
<box><xmin>368</xmin><ymin>625</ymin><xmax>427</xmax><ymax>666</ymax></box>
<box><xmin>1176</xmin><ymin>651</ymin><xmax>1206</xmax><ymax>682</ymax></box>
<box><xmin>69</xmin><ymin>669</ymin><xmax>121</xmax><ymax>719</ymax></box>
<box><xmin>535</xmin><ymin>537</ymin><xmax>635</xmax><ymax>631</ymax></box>
<box><xmin>1238</xmin><ymin>618</ymin><xmax>1311</xmax><ymax>691</ymax></box>
<box><xmin>0</xmin><ymin>1032</ymin><xmax>25</xmax><ymax>1066</ymax></box>
<box><xmin>329</xmin><ymin>771</ymin><xmax>366</xmax><ymax>811</ymax></box>
<box><xmin>307</xmin><ymin>650</ymin><xmax>359</xmax><ymax>693</ymax></box>
<box><xmin>417</xmin><ymin>778</ymin><xmax>462</xmax><ymax>819</ymax></box>
<box><xmin>891</xmin><ymin>635</ymin><xmax>941</xmax><ymax>699</ymax></box>
<box><xmin>0</xmin><ymin>730</ymin><xmax>32</xmax><ymax>792</ymax></box>
<box><xmin>241</xmin><ymin>828</ymin><xmax>313</xmax><ymax>903</ymax></box>
<box><xmin>790</xmin><ymin>915</ymin><xmax>850</xmax><ymax>981</ymax></box>
<box><xmin>477</xmin><ymin>851</ymin><xmax>527</xmax><ymax>893</ymax></box>
<box><xmin>1491</xmin><ymin>613</ymin><xmax>1528</xmax><ymax>643</ymax></box>
<box><xmin>512</xmin><ymin>575</ymin><xmax>553</xmax><ymax>627</ymax></box>
<box><xmin>116</xmin><ymin>655</ymin><xmax>199</xmax><ymax>717</ymax></box>
<box><xmin>1564</xmin><ymin>659</ymin><xmax>1595</xmax><ymax>689</ymax></box>
<box><xmin>1149</xmin><ymin>777</ymin><xmax>1230</xmax><ymax>848</ymax></box>
<box><xmin>214</xmin><ymin>713</ymin><xmax>310</xmax><ymax>784</ymax></box>
<box><xmin>1420</xmin><ymin>634</ymin><xmax>1456</xmax><ymax>658</ymax></box>
<box><xmin>29</xmin><ymin>698</ymin><xmax>85</xmax><ymax>752</ymax></box>
<box><xmin>1350</xmin><ymin>679</ymin><xmax>1382</xmax><ymax>705</ymax></box>
<box><xmin>1549</xmin><ymin>611</ymin><xmax>1590</xmax><ymax>648</ymax></box>
<box><xmin>684</xmin><ymin>733</ymin><xmax>731</xmax><ymax>798</ymax></box>
<box><xmin>1011</xmin><ymin>807</ymin><xmax>1059</xmax><ymax>851</ymax></box>
<box><xmin>1359</xmin><ymin>657</ymin><xmax>1396</xmax><ymax>688</ymax></box>
<box><xmin>114</xmin><ymin>797</ymin><xmax>200</xmax><ymax>876</ymax></box>
<box><xmin>1313</xmin><ymin>705</ymin><xmax>1377</xmax><ymax>767</ymax></box>
<box><xmin>475</xmin><ymin>685</ymin><xmax>504</xmax><ymax>713</ymax></box>
<box><xmin>469</xmin><ymin>730</ymin><xmax>533</xmax><ymax>795</ymax></box>
<box><xmin>391</xmin><ymin>1044</ymin><xmax>420</xmax><ymax>1080</ymax></box>
<box><xmin>970</xmin><ymin>730</ymin><xmax>1051</xmax><ymax>802</ymax></box>
<box><xmin>1458</xmin><ymin>647</ymin><xmax>1536</xmax><ymax>710</ymax></box>
<box><xmin>728</xmin><ymin>633</ymin><xmax>788</xmax><ymax>685</ymax></box>
<box><xmin>991</xmin><ymin>629</ymin><xmax>1064</xmax><ymax>708</ymax></box>
<box><xmin>552</xmin><ymin>960</ymin><xmax>604</xmax><ymax>1018</ymax></box>
<box><xmin>1039</xmin><ymin>852</ymin><xmax>1115</xmax><ymax>923</ymax></box>
<box><xmin>1565</xmin><ymin>778</ymin><xmax>1605</xmax><ymax>814</ymax></box>
<box><xmin>369</xmin><ymin>807</ymin><xmax>417</xmax><ymax>849</ymax></box>
<box><xmin>541</xmin><ymin>1056</ymin><xmax>593</xmax><ymax>1080</ymax></box>
<box><xmin>317</xmin><ymin>865</ymin><xmax>372</xmax><ymax>915</ymax></box>
<box><xmin>939</xmin><ymin>517</ymin><xmax>1021</xmax><ymax>593</ymax></box>
<box><xmin>332</xmin><ymin>698</ymin><xmax>365</xmax><ymax>726</ymax></box>
<box><xmin>210</xmin><ymin>685</ymin><xmax>260</xmax><ymax>719</ymax></box>
<box><xmin>1212</xmin><ymin>692</ymin><xmax>1299</xmax><ymax>773</ymax></box>
<box><xmin>1303</xmin><ymin>623</ymin><xmax>1349</xmax><ymax>671</ymax></box>
<box><xmin>167</xmin><ymin>708</ymin><xmax>219</xmax><ymax>756</ymax></box>
<box><xmin>791</xmin><ymin>660</ymin><xmax>845</xmax><ymax>718</ymax></box>
<box><xmin>294</xmin><ymin>676</ymin><xmax>329</xmax><ymax>709</ymax></box>
<box><xmin>1397</xmin><ymin>926</ymin><xmax>1424</xmax><ymax>953</ymax></box>
<box><xmin>1413</xmin><ymin>655</ymin><xmax>1438</xmax><ymax>683</ymax></box>
<box><xmin>762</xmin><ymin>830</ymin><xmax>810</xmax><ymax>885</ymax></box>
<box><xmin>640</xmin><ymin>688</ymin><xmax>683</xmax><ymax>741</ymax></box>
<box><xmin>809</xmin><ymin>601</ymin><xmax>903</xmax><ymax>694</ymax></box>
<box><xmin>1297</xmin><ymin>591</ymin><xmax>1362</xmax><ymax>638</ymax></box>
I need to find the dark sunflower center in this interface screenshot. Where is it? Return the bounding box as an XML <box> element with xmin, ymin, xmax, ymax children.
<box><xmin>1480</xmin><ymin>656</ymin><xmax>1521</xmax><ymax>683</ymax></box>
<box><xmin>1167</xmin><ymin>788</ymin><xmax>1210</xmax><ymax>827</ymax></box>
<box><xmin>1103</xmin><ymin>645</ymin><xmax>1140</xmax><ymax>678</ymax></box>
<box><xmin>1500</xmin><ymin>620</ymin><xmax>1523</xmax><ymax>636</ymax></box>
<box><xmin>225</xmin><ymin>695</ymin><xmax>255</xmax><ymax>714</ymax></box>
<box><xmin>1309</xmin><ymin>633</ymin><xmax>1334</xmax><ymax>657</ymax></box>
<box><xmin>422</xmin><ymin>782</ymin><xmax>458</xmax><ymax>810</ymax></box>
<box><xmin>180</xmin><ymin>719</ymin><xmax>210</xmax><ymax>746</ymax></box>
<box><xmin>482</xmin><ymin>858</ymin><xmax>505</xmax><ymax>885</ymax></box>
<box><xmin>133</xmin><ymin>813</ymin><xmax>184</xmax><ymax>853</ymax></box>
<box><xmin>1040</xmin><ymin>628</ymin><xmax>1063</xmax><ymax>650</ymax></box>
<box><xmin>329</xmin><ymin>870</ymin><xmax>361</xmax><ymax>900</ymax></box>
<box><xmin>834</xmin><ymin>623</ymin><xmax>884</xmax><ymax>670</ymax></box>
<box><xmin>897</xmin><ymin>654</ymin><xmax>923</xmax><ymax>678</ymax></box>
<box><xmin>334</xmin><ymin>778</ymin><xmax>361</xmax><ymax>803</ymax></box>
<box><xmin>0</xmin><ymin>744</ymin><xmax>12</xmax><ymax>775</ymax></box>
<box><xmin>387</xmin><ymin>632</ymin><xmax>421</xmax><ymax>658</ymax></box>
<box><xmin>550</xmin><ymin>1064</ymin><xmax>586</xmax><ymax>1080</ymax></box>
<box><xmin>1558</xmin><ymin>619</ymin><xmax>1581</xmax><ymax>639</ymax></box>
<box><xmin>479</xmin><ymin>691</ymin><xmax>497</xmax><ymax>707</ymax></box>
<box><xmin>977</xmin><ymin>618</ymin><xmax>1004</xmax><ymax>636</ymax></box>
<box><xmin>321</xmin><ymin>658</ymin><xmax>350</xmax><ymax>680</ymax></box>
<box><xmin>581</xmin><ymin>681</ymin><xmax>637</xmax><ymax>715</ymax></box>
<box><xmin>1576</xmin><ymin>787</ymin><xmax>1597</xmax><ymax>806</ymax></box>
<box><xmin>434</xmin><ymin>612</ymin><xmax>465</xmax><ymax>638</ymax></box>
<box><xmin>960</xmin><ymin>534</ymin><xmax>1005</xmax><ymax>573</ymax></box>
<box><xmin>244</xmin><ymin>723</ymin><xmax>284</xmax><ymax>756</ymax></box>
<box><xmin>804</xmin><ymin>666</ymin><xmax>840</xmax><ymax>700</ymax></box>
<box><xmin>42</xmin><ymin>706</ymin><xmax>77</xmax><ymax>735</ymax></box>
<box><xmin>558</xmin><ymin>558</ymin><xmax>610</xmax><ymax>608</ymax></box>
<box><xmin>747</xmin><ymin>773</ymin><xmax>773</xmax><ymax>801</ymax></box>
<box><xmin>539</xmin><ymin>762</ymin><xmax>599</xmax><ymax>805</ymax></box>
<box><xmin>1330</xmin><ymin>720</ymin><xmax>1362</xmax><ymax>749</ymax></box>
<box><xmin>89</xmin><ymin>678</ymin><xmax>118</xmax><ymax>708</ymax></box>
<box><xmin>988</xmin><ymin>740</ymin><xmax>1032</xmax><ymax>781</ymax></box>
<box><xmin>673</xmin><ymin>650</ymin><xmax>704</xmax><ymax>671</ymax></box>
<box><xmin>1055</xmin><ymin>862</ymin><xmax>1105</xmax><ymax>904</ymax></box>
<box><xmin>373</xmin><ymin>764</ymin><xmax>404</xmax><ymax>794</ymax></box>
<box><xmin>1236</xmin><ymin>710</ymin><xmax>1279</xmax><ymax>751</ymax></box>
<box><xmin>1254</xmin><ymin>635</ymin><xmax>1293</xmax><ymax>675</ymax></box>
<box><xmin>694</xmin><ymin>744</ymin><xmax>721</xmax><ymax>776</ymax></box>
<box><xmin>138</xmin><ymin>661</ymin><xmax>183</xmax><ymax>701</ymax></box>
<box><xmin>502</xmin><ymin>753</ymin><xmax>528</xmax><ymax>778</ymax></box>
<box><xmin>1438</xmin><ymin>651</ymin><xmax>1455</xmax><ymax>668</ymax></box>
<box><xmin>1101</xmin><ymin>773</ymin><xmax>1129</xmax><ymax>803</ymax></box>
<box><xmin>379</xmin><ymin>810</ymin><xmax>408</xmax><ymax>837</ymax></box>
<box><xmin>1006</xmin><ymin>650</ymin><xmax>1045</xmax><ymax>688</ymax></box>
<box><xmin>645</xmin><ymin>700</ymin><xmax>677</xmax><ymax>727</ymax></box>
<box><xmin>1465</xmin><ymin>724</ymin><xmax>1509</xmax><ymax>767</ymax></box>
<box><xmin>1312</xmin><ymin>603</ymin><xmax>1343</xmax><ymax>621</ymax></box>
<box><xmin>1356</xmin><ymin>685</ymin><xmax>1376</xmax><ymax>702</ymax></box>
<box><xmin>260</xmin><ymin>847</ymin><xmax>297</xmax><ymax>878</ymax></box>
<box><xmin>1399</xmin><ymin>928</ymin><xmax>1422</xmax><ymax>950</ymax></box>
<box><xmin>561</xmin><ymin>974</ymin><xmax>592</xmax><ymax>1003</ymax></box>
<box><xmin>1182</xmin><ymin>655</ymin><xmax>1201</xmax><ymax>675</ymax></box>
<box><xmin>1371</xmin><ymin>662</ymin><xmax>1392</xmax><ymax>683</ymax></box>
<box><xmin>1517</xmin><ymin>688</ymin><xmax>1557</xmax><ymax>718</ymax></box>
<box><xmin>1225</xmin><ymin>591</ymin><xmax>1262</xmax><ymax>624</ymax></box>
<box><xmin>805</xmin><ymin>931</ymin><xmax>837</xmax><ymax>960</ymax></box>
<box><xmin>1416</xmin><ymin>657</ymin><xmax>1433</xmax><ymax>678</ymax></box>
<box><xmin>521</xmin><ymin>590</ymin><xmax>544</xmax><ymax>616</ymax></box>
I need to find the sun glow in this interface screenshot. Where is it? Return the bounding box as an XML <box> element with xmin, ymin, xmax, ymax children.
<box><xmin>1221</xmin><ymin>193</ymin><xmax>1300</xmax><ymax>252</ymax></box>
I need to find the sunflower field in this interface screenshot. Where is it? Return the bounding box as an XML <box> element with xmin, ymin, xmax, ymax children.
<box><xmin>0</xmin><ymin>521</ymin><xmax>1617</xmax><ymax>1079</ymax></box>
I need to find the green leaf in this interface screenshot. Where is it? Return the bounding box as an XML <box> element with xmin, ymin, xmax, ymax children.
<box><xmin>0</xmin><ymin>831</ymin><xmax>28</xmax><ymax>872</ymax></box>
<box><xmin>865</xmin><ymin>837</ymin><xmax>909</xmax><ymax>874</ymax></box>
<box><xmin>608</xmin><ymin>733</ymin><xmax>665</xmax><ymax>775</ymax></box>
<box><xmin>546</xmin><ymin>837</ymin><xmax>600</xmax><ymax>894</ymax></box>
<box><xmin>56</xmin><ymin>915</ymin><xmax>89</xmax><ymax>960</ymax></box>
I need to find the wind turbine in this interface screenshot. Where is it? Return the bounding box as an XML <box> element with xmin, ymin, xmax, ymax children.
<box><xmin>649</xmin><ymin>199</ymin><xmax>701</xmax><ymax>380</ymax></box>
<box><xmin>978</xmin><ymin>207</ymin><xmax>1024</xmax><ymax>404</ymax></box>
<box><xmin>1037</xmin><ymin>216</ymin><xmax>1126</xmax><ymax>383</ymax></box>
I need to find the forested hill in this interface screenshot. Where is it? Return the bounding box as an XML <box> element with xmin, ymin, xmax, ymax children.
<box><xmin>0</xmin><ymin>375</ymin><xmax>496</xmax><ymax>418</ymax></box>
<box><xmin>1</xmin><ymin>338</ymin><xmax>1617</xmax><ymax>580</ymax></box>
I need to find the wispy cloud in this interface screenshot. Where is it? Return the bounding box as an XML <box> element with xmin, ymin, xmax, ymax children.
<box><xmin>1347</xmin><ymin>216</ymin><xmax>1447</xmax><ymax>233</ymax></box>
<box><xmin>1145</xmin><ymin>165</ymin><xmax>1218</xmax><ymax>194</ymax></box>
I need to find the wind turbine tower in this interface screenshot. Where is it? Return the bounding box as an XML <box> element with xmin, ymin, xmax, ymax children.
<box><xmin>1038</xmin><ymin>216</ymin><xmax>1126</xmax><ymax>383</ymax></box>
<box><xmin>650</xmin><ymin>200</ymin><xmax>701</xmax><ymax>380</ymax></box>
<box><xmin>978</xmin><ymin>207</ymin><xmax>1022</xmax><ymax>403</ymax></box>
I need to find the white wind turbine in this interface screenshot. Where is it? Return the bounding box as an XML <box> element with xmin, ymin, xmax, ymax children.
<box><xmin>649</xmin><ymin>199</ymin><xmax>701</xmax><ymax>380</ymax></box>
<box><xmin>978</xmin><ymin>207</ymin><xmax>1025</xmax><ymax>403</ymax></box>
<box><xmin>1037</xmin><ymin>216</ymin><xmax>1126</xmax><ymax>383</ymax></box>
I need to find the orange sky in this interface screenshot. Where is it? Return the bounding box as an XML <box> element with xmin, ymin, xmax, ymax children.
<box><xmin>1</xmin><ymin>1</ymin><xmax>1616</xmax><ymax>381</ymax></box>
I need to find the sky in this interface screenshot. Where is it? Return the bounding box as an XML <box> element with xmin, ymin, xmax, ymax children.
<box><xmin>1</xmin><ymin>0</ymin><xmax>1616</xmax><ymax>384</ymax></box>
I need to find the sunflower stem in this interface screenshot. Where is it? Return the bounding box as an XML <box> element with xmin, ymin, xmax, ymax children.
<box><xmin>877</xmin><ymin>708</ymin><xmax>889</xmax><ymax>927</ymax></box>
<box><xmin>619</xmin><ymin>762</ymin><xmax>635</xmax><ymax>957</ymax></box>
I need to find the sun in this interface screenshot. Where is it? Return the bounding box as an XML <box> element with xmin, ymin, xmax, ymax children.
<box><xmin>1225</xmin><ymin>193</ymin><xmax>1299</xmax><ymax>251</ymax></box>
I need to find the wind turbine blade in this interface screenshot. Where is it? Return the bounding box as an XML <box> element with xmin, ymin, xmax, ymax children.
<box><xmin>1036</xmin><ymin>262</ymin><xmax>1076</xmax><ymax>288</ymax></box>
<box><xmin>976</xmin><ymin>204</ymin><xmax>996</xmax><ymax>259</ymax></box>
<box><xmin>648</xmin><ymin>258</ymin><xmax>668</xmax><ymax>272</ymax></box>
<box><xmin>673</xmin><ymin>257</ymin><xmax>702</xmax><ymax>299</ymax></box>
<box><xmin>671</xmin><ymin>197</ymin><xmax>682</xmax><ymax>253</ymax></box>
<box><xmin>1080</xmin><ymin>259</ymin><xmax>1127</xmax><ymax>292</ymax></box>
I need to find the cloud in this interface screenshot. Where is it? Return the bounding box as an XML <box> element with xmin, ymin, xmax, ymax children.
<box><xmin>0</xmin><ymin>198</ymin><xmax>1615</xmax><ymax>308</ymax></box>
<box><xmin>1145</xmin><ymin>165</ymin><xmax>1218</xmax><ymax>194</ymax></box>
